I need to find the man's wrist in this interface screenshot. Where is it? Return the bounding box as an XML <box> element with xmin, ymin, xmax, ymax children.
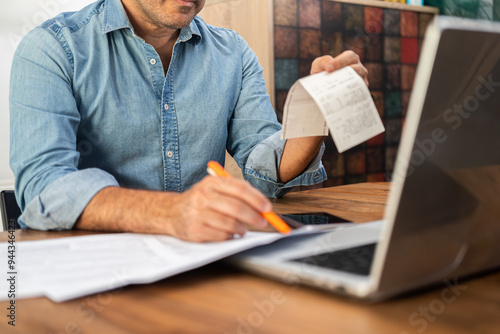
<box><xmin>75</xmin><ymin>187</ymin><xmax>180</xmax><ymax>235</ymax></box>
<box><xmin>279</xmin><ymin>136</ymin><xmax>326</xmax><ymax>183</ymax></box>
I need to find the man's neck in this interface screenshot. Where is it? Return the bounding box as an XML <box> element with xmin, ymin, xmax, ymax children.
<box><xmin>121</xmin><ymin>1</ymin><xmax>180</xmax><ymax>74</ymax></box>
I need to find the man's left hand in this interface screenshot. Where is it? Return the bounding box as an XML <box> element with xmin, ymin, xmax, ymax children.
<box><xmin>310</xmin><ymin>50</ymin><xmax>369</xmax><ymax>86</ymax></box>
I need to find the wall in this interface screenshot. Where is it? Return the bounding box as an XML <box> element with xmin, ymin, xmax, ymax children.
<box><xmin>0</xmin><ymin>0</ymin><xmax>95</xmax><ymax>186</ymax></box>
<box><xmin>273</xmin><ymin>0</ymin><xmax>438</xmax><ymax>187</ymax></box>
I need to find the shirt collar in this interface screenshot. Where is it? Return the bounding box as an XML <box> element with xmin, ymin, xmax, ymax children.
<box><xmin>102</xmin><ymin>0</ymin><xmax>202</xmax><ymax>44</ymax></box>
<box><xmin>179</xmin><ymin>19</ymin><xmax>202</xmax><ymax>44</ymax></box>
<box><xmin>102</xmin><ymin>0</ymin><xmax>133</xmax><ymax>33</ymax></box>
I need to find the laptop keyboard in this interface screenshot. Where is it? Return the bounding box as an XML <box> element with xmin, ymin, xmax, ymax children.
<box><xmin>291</xmin><ymin>243</ymin><xmax>377</xmax><ymax>276</ymax></box>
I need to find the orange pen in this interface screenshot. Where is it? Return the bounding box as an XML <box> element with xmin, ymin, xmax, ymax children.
<box><xmin>207</xmin><ymin>161</ymin><xmax>291</xmax><ymax>235</ymax></box>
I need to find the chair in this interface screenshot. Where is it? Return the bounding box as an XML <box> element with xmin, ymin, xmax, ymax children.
<box><xmin>1</xmin><ymin>190</ymin><xmax>21</xmax><ymax>230</ymax></box>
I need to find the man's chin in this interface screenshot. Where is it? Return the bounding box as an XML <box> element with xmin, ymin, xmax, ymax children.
<box><xmin>163</xmin><ymin>17</ymin><xmax>195</xmax><ymax>30</ymax></box>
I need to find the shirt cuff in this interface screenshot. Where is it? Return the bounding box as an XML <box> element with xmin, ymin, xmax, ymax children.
<box><xmin>243</xmin><ymin>131</ymin><xmax>327</xmax><ymax>198</ymax></box>
<box><xmin>18</xmin><ymin>168</ymin><xmax>119</xmax><ymax>230</ymax></box>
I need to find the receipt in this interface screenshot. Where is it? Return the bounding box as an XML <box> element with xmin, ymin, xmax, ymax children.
<box><xmin>281</xmin><ymin>66</ymin><xmax>385</xmax><ymax>153</ymax></box>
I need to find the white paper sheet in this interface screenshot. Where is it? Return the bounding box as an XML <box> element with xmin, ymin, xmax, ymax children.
<box><xmin>0</xmin><ymin>232</ymin><xmax>286</xmax><ymax>302</ymax></box>
<box><xmin>281</xmin><ymin>66</ymin><xmax>385</xmax><ymax>153</ymax></box>
<box><xmin>0</xmin><ymin>225</ymin><xmax>339</xmax><ymax>303</ymax></box>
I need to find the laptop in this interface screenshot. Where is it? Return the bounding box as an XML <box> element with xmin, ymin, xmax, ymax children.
<box><xmin>228</xmin><ymin>16</ymin><xmax>500</xmax><ymax>301</ymax></box>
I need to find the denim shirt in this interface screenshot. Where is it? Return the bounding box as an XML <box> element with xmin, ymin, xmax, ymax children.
<box><xmin>9</xmin><ymin>0</ymin><xmax>326</xmax><ymax>230</ymax></box>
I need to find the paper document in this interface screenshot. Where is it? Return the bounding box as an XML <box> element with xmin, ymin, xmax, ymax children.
<box><xmin>0</xmin><ymin>226</ymin><xmax>338</xmax><ymax>302</ymax></box>
<box><xmin>281</xmin><ymin>66</ymin><xmax>385</xmax><ymax>153</ymax></box>
<box><xmin>0</xmin><ymin>232</ymin><xmax>286</xmax><ymax>302</ymax></box>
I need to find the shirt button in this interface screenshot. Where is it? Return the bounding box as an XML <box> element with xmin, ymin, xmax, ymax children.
<box><xmin>150</xmin><ymin>58</ymin><xmax>157</xmax><ymax>65</ymax></box>
<box><xmin>166</xmin><ymin>151</ymin><xmax>173</xmax><ymax>158</ymax></box>
<box><xmin>164</xmin><ymin>104</ymin><xmax>169</xmax><ymax>111</ymax></box>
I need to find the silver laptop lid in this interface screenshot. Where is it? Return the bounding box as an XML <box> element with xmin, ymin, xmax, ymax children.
<box><xmin>371</xmin><ymin>16</ymin><xmax>500</xmax><ymax>299</ymax></box>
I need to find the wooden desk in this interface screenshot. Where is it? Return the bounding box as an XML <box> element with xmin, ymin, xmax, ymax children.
<box><xmin>1</xmin><ymin>183</ymin><xmax>499</xmax><ymax>334</ymax></box>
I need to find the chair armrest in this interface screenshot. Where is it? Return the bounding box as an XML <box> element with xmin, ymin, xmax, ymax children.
<box><xmin>1</xmin><ymin>190</ymin><xmax>22</xmax><ymax>232</ymax></box>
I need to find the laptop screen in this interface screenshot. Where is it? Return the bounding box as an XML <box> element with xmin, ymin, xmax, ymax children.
<box><xmin>378</xmin><ymin>18</ymin><xmax>500</xmax><ymax>294</ymax></box>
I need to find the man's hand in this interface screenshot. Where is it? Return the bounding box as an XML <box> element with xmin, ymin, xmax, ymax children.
<box><xmin>311</xmin><ymin>50</ymin><xmax>369</xmax><ymax>86</ymax></box>
<box><xmin>168</xmin><ymin>176</ymin><xmax>270</xmax><ymax>242</ymax></box>
<box><xmin>278</xmin><ymin>51</ymin><xmax>368</xmax><ymax>183</ymax></box>
<box><xmin>75</xmin><ymin>176</ymin><xmax>271</xmax><ymax>242</ymax></box>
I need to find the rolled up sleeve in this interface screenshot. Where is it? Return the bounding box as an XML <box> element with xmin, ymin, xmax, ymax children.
<box><xmin>10</xmin><ymin>27</ymin><xmax>119</xmax><ymax>230</ymax></box>
<box><xmin>244</xmin><ymin>131</ymin><xmax>327</xmax><ymax>198</ymax></box>
<box><xmin>18</xmin><ymin>169</ymin><xmax>119</xmax><ymax>230</ymax></box>
<box><xmin>228</xmin><ymin>34</ymin><xmax>327</xmax><ymax>198</ymax></box>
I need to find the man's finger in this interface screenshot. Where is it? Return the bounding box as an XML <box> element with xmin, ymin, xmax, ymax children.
<box><xmin>327</xmin><ymin>50</ymin><xmax>360</xmax><ymax>72</ymax></box>
<box><xmin>203</xmin><ymin>210</ymin><xmax>249</xmax><ymax>236</ymax></box>
<box><xmin>191</xmin><ymin>224</ymin><xmax>235</xmax><ymax>242</ymax></box>
<box><xmin>350</xmin><ymin>64</ymin><xmax>369</xmax><ymax>86</ymax></box>
<box><xmin>310</xmin><ymin>55</ymin><xmax>334</xmax><ymax>75</ymax></box>
<box><xmin>206</xmin><ymin>176</ymin><xmax>272</xmax><ymax>214</ymax></box>
<box><xmin>207</xmin><ymin>195</ymin><xmax>267</xmax><ymax>229</ymax></box>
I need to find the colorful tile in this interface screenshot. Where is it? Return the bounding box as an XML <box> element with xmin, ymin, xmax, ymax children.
<box><xmin>366</xmin><ymin>147</ymin><xmax>384</xmax><ymax>173</ymax></box>
<box><xmin>419</xmin><ymin>13</ymin><xmax>435</xmax><ymax>38</ymax></box>
<box><xmin>321</xmin><ymin>31</ymin><xmax>343</xmax><ymax>57</ymax></box>
<box><xmin>366</xmin><ymin>63</ymin><xmax>383</xmax><ymax>90</ymax></box>
<box><xmin>385</xmin><ymin>118</ymin><xmax>402</xmax><ymax>145</ymax></box>
<box><xmin>275</xmin><ymin>26</ymin><xmax>298</xmax><ymax>58</ymax></box>
<box><xmin>321</xmin><ymin>1</ymin><xmax>342</xmax><ymax>31</ymax></box>
<box><xmin>344</xmin><ymin>35</ymin><xmax>365</xmax><ymax>61</ymax></box>
<box><xmin>299</xmin><ymin>59</ymin><xmax>313</xmax><ymax>78</ymax></box>
<box><xmin>383</xmin><ymin>9</ymin><xmax>401</xmax><ymax>36</ymax></box>
<box><xmin>343</xmin><ymin>4</ymin><xmax>364</xmax><ymax>31</ymax></box>
<box><xmin>299</xmin><ymin>0</ymin><xmax>321</xmax><ymax>29</ymax></box>
<box><xmin>401</xmin><ymin>91</ymin><xmax>411</xmax><ymax>117</ymax></box>
<box><xmin>385</xmin><ymin>64</ymin><xmax>401</xmax><ymax>90</ymax></box>
<box><xmin>323</xmin><ymin>148</ymin><xmax>345</xmax><ymax>177</ymax></box>
<box><xmin>385</xmin><ymin>146</ymin><xmax>399</xmax><ymax>172</ymax></box>
<box><xmin>274</xmin><ymin>0</ymin><xmax>298</xmax><ymax>26</ymax></box>
<box><xmin>346</xmin><ymin>149</ymin><xmax>366</xmax><ymax>175</ymax></box>
<box><xmin>367</xmin><ymin>130</ymin><xmax>385</xmax><ymax>146</ymax></box>
<box><xmin>401</xmin><ymin>37</ymin><xmax>419</xmax><ymax>64</ymax></box>
<box><xmin>384</xmin><ymin>36</ymin><xmax>401</xmax><ymax>63</ymax></box>
<box><xmin>275</xmin><ymin>59</ymin><xmax>299</xmax><ymax>90</ymax></box>
<box><xmin>365</xmin><ymin>35</ymin><xmax>383</xmax><ymax>62</ymax></box>
<box><xmin>370</xmin><ymin>91</ymin><xmax>385</xmax><ymax>118</ymax></box>
<box><xmin>275</xmin><ymin>90</ymin><xmax>289</xmax><ymax>121</ymax></box>
<box><xmin>401</xmin><ymin>11</ymin><xmax>419</xmax><ymax>37</ymax></box>
<box><xmin>385</xmin><ymin>91</ymin><xmax>402</xmax><ymax>118</ymax></box>
<box><xmin>364</xmin><ymin>7</ymin><xmax>384</xmax><ymax>34</ymax></box>
<box><xmin>367</xmin><ymin>173</ymin><xmax>386</xmax><ymax>182</ymax></box>
<box><xmin>299</xmin><ymin>29</ymin><xmax>322</xmax><ymax>59</ymax></box>
<box><xmin>272</xmin><ymin>1</ymin><xmax>433</xmax><ymax>186</ymax></box>
<box><xmin>401</xmin><ymin>65</ymin><xmax>417</xmax><ymax>90</ymax></box>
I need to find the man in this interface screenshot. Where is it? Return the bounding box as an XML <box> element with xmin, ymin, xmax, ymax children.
<box><xmin>10</xmin><ymin>0</ymin><xmax>368</xmax><ymax>242</ymax></box>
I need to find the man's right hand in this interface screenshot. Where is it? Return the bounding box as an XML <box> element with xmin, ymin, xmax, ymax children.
<box><xmin>75</xmin><ymin>175</ymin><xmax>272</xmax><ymax>242</ymax></box>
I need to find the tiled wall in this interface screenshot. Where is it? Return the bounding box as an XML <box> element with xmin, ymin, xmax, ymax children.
<box><xmin>273</xmin><ymin>0</ymin><xmax>435</xmax><ymax>187</ymax></box>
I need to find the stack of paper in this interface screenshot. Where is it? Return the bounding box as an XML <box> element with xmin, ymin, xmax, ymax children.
<box><xmin>0</xmin><ymin>232</ymin><xmax>285</xmax><ymax>302</ymax></box>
